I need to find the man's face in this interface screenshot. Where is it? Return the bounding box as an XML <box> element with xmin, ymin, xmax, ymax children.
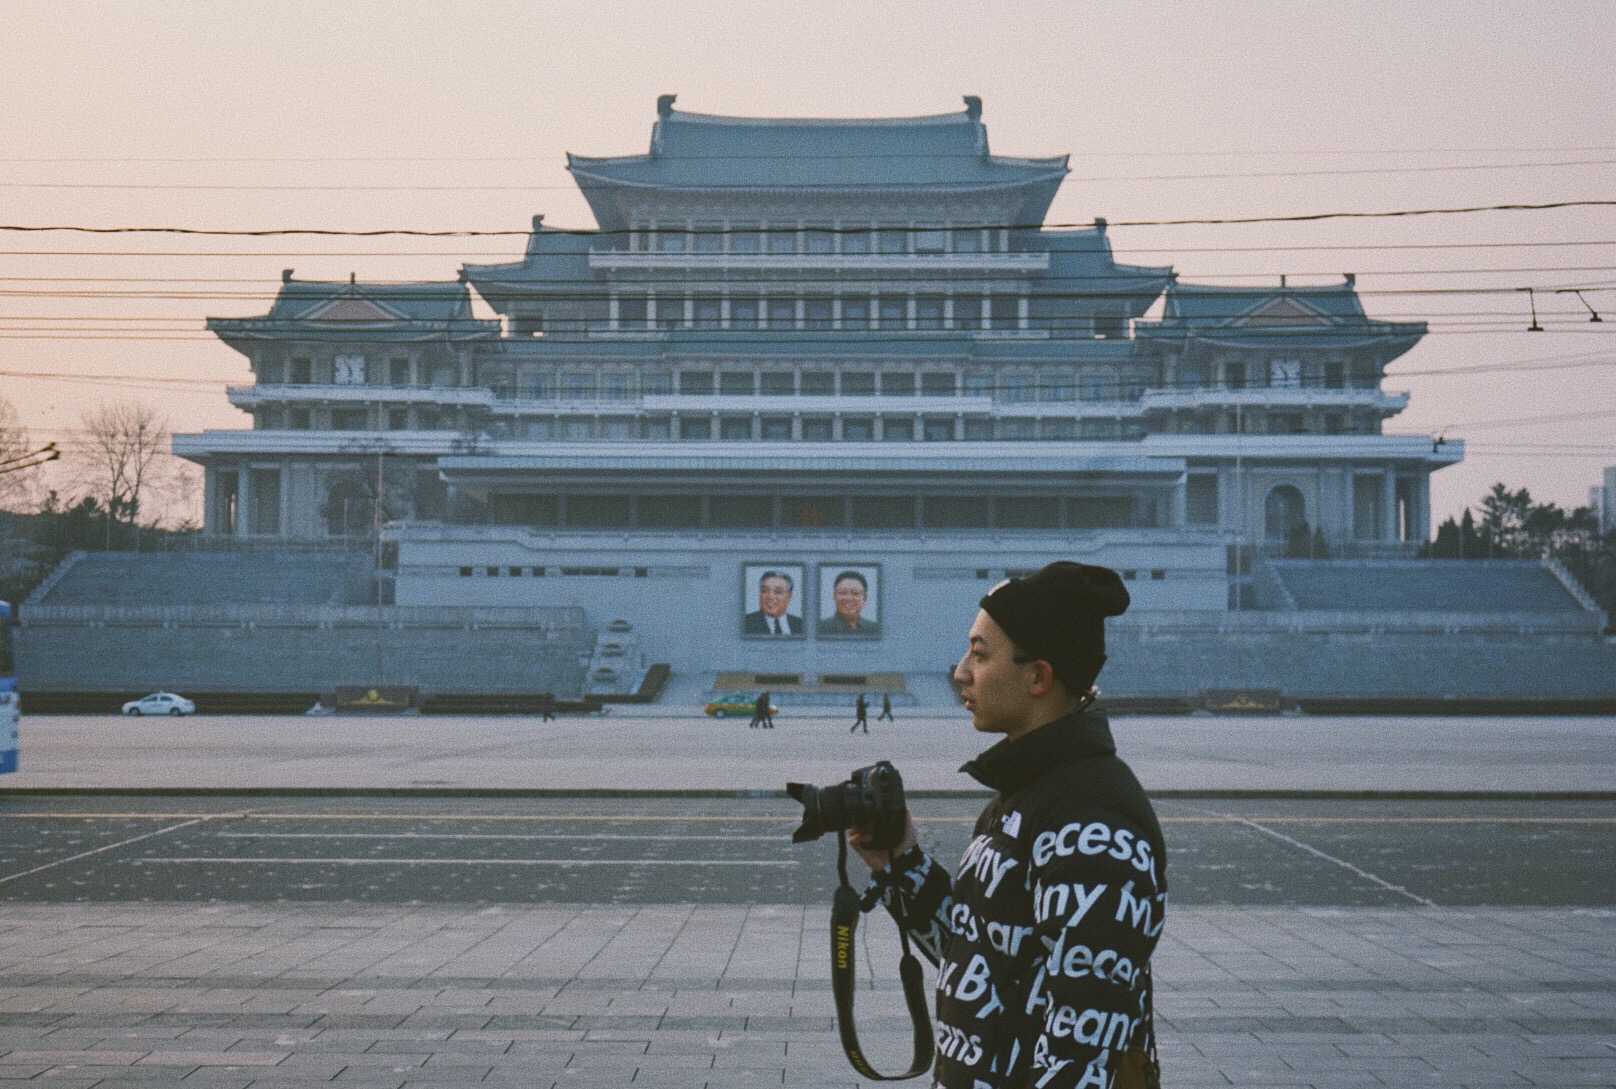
<box><xmin>952</xmin><ymin>610</ymin><xmax>1038</xmax><ymax>737</ymax></box>
<box><xmin>758</xmin><ymin>575</ymin><xmax>792</xmax><ymax>619</ymax></box>
<box><xmin>833</xmin><ymin>577</ymin><xmax>867</xmax><ymax>624</ymax></box>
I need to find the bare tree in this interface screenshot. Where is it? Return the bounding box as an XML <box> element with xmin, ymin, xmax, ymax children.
<box><xmin>0</xmin><ymin>396</ymin><xmax>51</xmax><ymax>511</ymax></box>
<box><xmin>78</xmin><ymin>401</ymin><xmax>170</xmax><ymax>548</ymax></box>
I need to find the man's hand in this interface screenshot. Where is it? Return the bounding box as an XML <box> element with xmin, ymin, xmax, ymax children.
<box><xmin>848</xmin><ymin>813</ymin><xmax>919</xmax><ymax>872</ymax></box>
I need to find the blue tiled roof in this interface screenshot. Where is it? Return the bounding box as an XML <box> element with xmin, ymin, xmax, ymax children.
<box><xmin>209</xmin><ymin>276</ymin><xmax>500</xmax><ymax>345</ymax></box>
<box><xmin>1038</xmin><ymin>226</ymin><xmax>1174</xmax><ymax>315</ymax></box>
<box><xmin>1135</xmin><ymin>277</ymin><xmax>1426</xmax><ymax>355</ymax></box>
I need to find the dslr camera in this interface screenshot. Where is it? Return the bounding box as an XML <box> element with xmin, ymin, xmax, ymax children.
<box><xmin>786</xmin><ymin>760</ymin><xmax>908</xmax><ymax>852</ymax></box>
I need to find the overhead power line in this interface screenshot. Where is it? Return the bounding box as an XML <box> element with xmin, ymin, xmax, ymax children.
<box><xmin>4</xmin><ymin>201</ymin><xmax>1616</xmax><ymax>238</ymax></box>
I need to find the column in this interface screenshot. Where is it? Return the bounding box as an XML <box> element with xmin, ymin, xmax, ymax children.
<box><xmin>1382</xmin><ymin>466</ymin><xmax>1398</xmax><ymax>543</ymax></box>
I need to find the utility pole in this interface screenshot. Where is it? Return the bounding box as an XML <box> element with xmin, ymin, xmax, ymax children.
<box><xmin>373</xmin><ymin>440</ymin><xmax>385</xmax><ymax>687</ymax></box>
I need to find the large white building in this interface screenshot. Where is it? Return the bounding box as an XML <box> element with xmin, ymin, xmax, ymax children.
<box><xmin>175</xmin><ymin>98</ymin><xmax>1463</xmax><ymax>685</ymax></box>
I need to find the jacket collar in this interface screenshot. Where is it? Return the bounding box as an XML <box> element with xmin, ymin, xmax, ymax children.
<box><xmin>960</xmin><ymin>710</ymin><xmax>1117</xmax><ymax>795</ymax></box>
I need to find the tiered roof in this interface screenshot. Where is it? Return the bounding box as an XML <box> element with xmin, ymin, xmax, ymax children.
<box><xmin>208</xmin><ymin>274</ymin><xmax>500</xmax><ymax>349</ymax></box>
<box><xmin>1136</xmin><ymin>277</ymin><xmax>1426</xmax><ymax>355</ymax></box>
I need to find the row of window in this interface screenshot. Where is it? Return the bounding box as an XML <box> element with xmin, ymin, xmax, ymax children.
<box><xmin>485</xmin><ymin>369</ymin><xmax>1146</xmax><ymax>402</ymax></box>
<box><xmin>629</xmin><ymin>225</ymin><xmax>1009</xmax><ymax>256</ymax></box>
<box><xmin>488</xmin><ymin>493</ymin><xmax>1159</xmax><ymax>531</ymax></box>
<box><xmin>603</xmin><ymin>293</ymin><xmax>1047</xmax><ymax>333</ymax></box>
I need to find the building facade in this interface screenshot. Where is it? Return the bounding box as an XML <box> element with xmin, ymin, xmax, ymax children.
<box><xmin>176</xmin><ymin>98</ymin><xmax>1462</xmax><ymax>680</ymax></box>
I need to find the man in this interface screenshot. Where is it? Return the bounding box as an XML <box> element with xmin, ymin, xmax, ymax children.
<box><xmin>749</xmin><ymin>690</ymin><xmax>774</xmax><ymax>729</ymax></box>
<box><xmin>877</xmin><ymin>692</ymin><xmax>894</xmax><ymax>721</ymax></box>
<box><xmin>744</xmin><ymin>570</ymin><xmax>802</xmax><ymax>636</ymax></box>
<box><xmin>851</xmin><ymin>692</ymin><xmax>869</xmax><ymax>734</ymax></box>
<box><xmin>818</xmin><ymin>569</ymin><xmax>880</xmax><ymax>636</ymax></box>
<box><xmin>851</xmin><ymin>562</ymin><xmax>1165</xmax><ymax>1089</ymax></box>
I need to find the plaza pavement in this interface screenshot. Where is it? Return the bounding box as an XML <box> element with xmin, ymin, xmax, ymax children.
<box><xmin>1</xmin><ymin>710</ymin><xmax>1613</xmax><ymax>1087</ymax></box>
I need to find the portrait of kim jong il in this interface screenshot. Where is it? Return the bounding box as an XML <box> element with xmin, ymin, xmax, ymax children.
<box><xmin>816</xmin><ymin>564</ymin><xmax>881</xmax><ymax>638</ymax></box>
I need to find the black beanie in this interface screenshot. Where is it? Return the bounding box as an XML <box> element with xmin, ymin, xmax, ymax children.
<box><xmin>979</xmin><ymin>561</ymin><xmax>1130</xmax><ymax>691</ymax></box>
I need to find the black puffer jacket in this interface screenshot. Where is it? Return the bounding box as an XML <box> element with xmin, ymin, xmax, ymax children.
<box><xmin>873</xmin><ymin>710</ymin><xmax>1166</xmax><ymax>1089</ymax></box>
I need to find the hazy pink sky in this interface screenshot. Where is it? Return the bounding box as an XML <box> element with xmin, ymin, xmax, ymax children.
<box><xmin>3</xmin><ymin>0</ymin><xmax>1613</xmax><ymax>522</ymax></box>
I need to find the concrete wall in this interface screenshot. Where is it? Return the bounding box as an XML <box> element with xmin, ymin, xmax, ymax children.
<box><xmin>391</xmin><ymin>525</ymin><xmax>1229</xmax><ymax>679</ymax></box>
<box><xmin>19</xmin><ymin>605</ymin><xmax>593</xmax><ymax>696</ymax></box>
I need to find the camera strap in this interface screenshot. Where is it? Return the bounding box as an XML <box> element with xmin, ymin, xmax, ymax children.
<box><xmin>831</xmin><ymin>832</ymin><xmax>934</xmax><ymax>1081</ymax></box>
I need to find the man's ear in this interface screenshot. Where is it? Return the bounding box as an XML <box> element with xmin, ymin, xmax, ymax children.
<box><xmin>1027</xmin><ymin>659</ymin><xmax>1058</xmax><ymax>698</ymax></box>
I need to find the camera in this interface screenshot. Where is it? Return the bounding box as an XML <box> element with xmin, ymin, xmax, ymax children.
<box><xmin>786</xmin><ymin>761</ymin><xmax>908</xmax><ymax>852</ymax></box>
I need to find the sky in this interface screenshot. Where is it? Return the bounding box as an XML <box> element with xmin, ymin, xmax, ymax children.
<box><xmin>2</xmin><ymin>0</ymin><xmax>1614</xmax><ymax>526</ymax></box>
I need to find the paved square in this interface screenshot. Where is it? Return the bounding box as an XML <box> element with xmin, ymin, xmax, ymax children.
<box><xmin>1</xmin><ymin>903</ymin><xmax>1611</xmax><ymax>1087</ymax></box>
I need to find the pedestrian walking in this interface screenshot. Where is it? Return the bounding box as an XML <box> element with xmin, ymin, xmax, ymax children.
<box><xmin>850</xmin><ymin>692</ymin><xmax>869</xmax><ymax>733</ymax></box>
<box><xmin>538</xmin><ymin>692</ymin><xmax>556</xmax><ymax>722</ymax></box>
<box><xmin>750</xmin><ymin>691</ymin><xmax>775</xmax><ymax>729</ymax></box>
<box><xmin>877</xmin><ymin>693</ymin><xmax>894</xmax><ymax>721</ymax></box>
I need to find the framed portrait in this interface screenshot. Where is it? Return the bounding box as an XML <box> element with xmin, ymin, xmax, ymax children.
<box><xmin>816</xmin><ymin>563</ymin><xmax>881</xmax><ymax>639</ymax></box>
<box><xmin>741</xmin><ymin>563</ymin><xmax>807</xmax><ymax>639</ymax></box>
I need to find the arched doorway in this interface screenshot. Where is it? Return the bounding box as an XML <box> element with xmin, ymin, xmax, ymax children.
<box><xmin>1264</xmin><ymin>484</ymin><xmax>1306</xmax><ymax>547</ymax></box>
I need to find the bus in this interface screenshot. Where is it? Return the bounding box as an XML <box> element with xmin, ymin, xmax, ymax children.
<box><xmin>0</xmin><ymin>600</ymin><xmax>16</xmax><ymax>774</ymax></box>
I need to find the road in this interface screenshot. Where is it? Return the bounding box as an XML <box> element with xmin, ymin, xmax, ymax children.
<box><xmin>3</xmin><ymin>794</ymin><xmax>1612</xmax><ymax>907</ymax></box>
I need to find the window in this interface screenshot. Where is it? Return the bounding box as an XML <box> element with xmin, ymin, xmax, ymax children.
<box><xmin>1094</xmin><ymin>314</ymin><xmax>1127</xmax><ymax>339</ymax></box>
<box><xmin>1186</xmin><ymin>475</ymin><xmax>1219</xmax><ymax>525</ymax></box>
<box><xmin>678</xmin><ymin>370</ymin><xmax>713</xmax><ymax>395</ymax></box>
<box><xmin>413</xmin><ymin>407</ymin><xmax>435</xmax><ymax>431</ymax></box>
<box><xmin>842</xmin><ymin>417</ymin><xmax>873</xmax><ymax>441</ymax></box>
<box><xmin>602</xmin><ymin>373</ymin><xmax>631</xmax><ymax>400</ymax></box>
<box><xmin>878</xmin><ymin>297</ymin><xmax>908</xmax><ymax>329</ymax></box>
<box><xmin>567</xmin><ymin>495</ymin><xmax>632</xmax><ymax>527</ymax></box>
<box><xmin>923</xmin><ymin>497</ymin><xmax>988</xmax><ymax>528</ymax></box>
<box><xmin>655</xmin><ymin>297</ymin><xmax>684</xmax><ymax>330</ymax></box>
<box><xmin>1080</xmin><ymin>419</ymin><xmax>1118</xmax><ymax>440</ymax></box>
<box><xmin>761</xmin><ymin>416</ymin><xmax>792</xmax><ymax>440</ymax></box>
<box><xmin>923</xmin><ymin>418</ymin><xmax>954</xmax><ymax>442</ymax></box>
<box><xmin>954</xmin><ymin>229</ymin><xmax>982</xmax><ymax>253</ymax></box>
<box><xmin>1226</xmin><ymin>362</ymin><xmax>1247</xmax><ymax>389</ymax></box>
<box><xmin>290</xmin><ymin>357</ymin><xmax>313</xmax><ymax>384</ymax></box>
<box><xmin>333</xmin><ymin>354</ymin><xmax>365</xmax><ymax>385</ymax></box>
<box><xmin>1068</xmin><ymin>497</ymin><xmax>1134</xmax><ymax>528</ymax></box>
<box><xmin>638</xmin><ymin>494</ymin><xmax>701</xmax><ymax>528</ymax></box>
<box><xmin>963</xmin><ymin>419</ymin><xmax>993</xmax><ymax>441</ymax></box>
<box><xmin>954</xmin><ymin>295</ymin><xmax>983</xmax><ymax>330</ymax></box>
<box><xmin>679</xmin><ymin>417</ymin><xmax>712</xmax><ymax>440</ymax></box>
<box><xmin>331</xmin><ymin>408</ymin><xmax>368</xmax><ymax>430</ymax></box>
<box><xmin>1325</xmin><ymin>361</ymin><xmax>1345</xmax><ymax>389</ymax></box>
<box><xmin>642</xmin><ymin>417</ymin><xmax>671</xmax><ymax>440</ymax></box>
<box><xmin>989</xmin><ymin>296</ymin><xmax>1019</xmax><ymax>329</ymax></box>
<box><xmin>720</xmin><ymin>370</ymin><xmax>754</xmax><ymax>396</ymax></box>
<box><xmin>563</xmin><ymin>418</ymin><xmax>591</xmax><ymax>440</ymax></box>
<box><xmin>1042</xmin><ymin>374</ymin><xmax>1076</xmax><ymax>401</ymax></box>
<box><xmin>786</xmin><ymin>496</ymin><xmax>843</xmax><ymax>528</ymax></box>
<box><xmin>257</xmin><ymin>407</ymin><xmax>282</xmax><ymax>429</ymax></box>
<box><xmin>805</xmin><ymin>229</ymin><xmax>835</xmax><ymax>254</ymax></box>
<box><xmin>802</xmin><ymin>417</ymin><xmax>833</xmax><ymax>441</ymax></box>
<box><xmin>767</xmin><ymin>230</ymin><xmax>796</xmax><ymax>254</ymax></box>
<box><xmin>389</xmin><ymin>358</ymin><xmax>410</xmax><ymax>386</ymax></box>
<box><xmin>883</xmin><ymin>418</ymin><xmax>914</xmax><ymax>441</ymax></box>
<box><xmin>492</xmin><ymin>495</ymin><xmax>557</xmax><ymax>526</ymax></box>
<box><xmin>851</xmin><ymin>495</ymin><xmax>915</xmax><ymax>528</ymax></box>
<box><xmin>877</xmin><ymin>228</ymin><xmax>908</xmax><ymax>254</ymax></box>
<box><xmin>643</xmin><ymin>370</ymin><xmax>672</xmax><ymax>396</ymax></box>
<box><xmin>881</xmin><ymin>372</ymin><xmax>915</xmax><ymax>396</ymax></box>
<box><xmin>709</xmin><ymin>495</ymin><xmax>771</xmax><ymax>528</ymax></box>
<box><xmin>996</xmin><ymin>497</ymin><xmax>1059</xmax><ymax>529</ymax></box>
<box><xmin>842</xmin><ymin>299</ymin><xmax>870</xmax><ymax>329</ymax></box>
<box><xmin>1000</xmin><ymin>375</ymin><xmax>1033</xmax><ymax>403</ymax></box>
<box><xmin>730</xmin><ymin>229</ymin><xmax>761</xmax><ymax>254</ymax></box>
<box><xmin>767</xmin><ymin>299</ymin><xmax>796</xmax><ymax>329</ymax></box>
<box><xmin>603</xmin><ymin>418</ymin><xmax>634</xmax><ymax>439</ymax></box>
<box><xmin>655</xmin><ymin>230</ymin><xmax>686</xmax><ymax>253</ymax></box>
<box><xmin>387</xmin><ymin>409</ymin><xmax>409</xmax><ymax>430</ymax></box>
<box><xmin>916</xmin><ymin>296</ymin><xmax>945</xmax><ymax>330</ymax></box>
<box><xmin>730</xmin><ymin>299</ymin><xmax>759</xmax><ymax>329</ymax></box>
<box><xmin>842</xmin><ymin>371</ymin><xmax>875</xmax><ymax>396</ymax></box>
<box><xmin>804</xmin><ymin>298</ymin><xmax>834</xmax><ymax>330</ymax></box>
<box><xmin>1039</xmin><ymin>419</ymin><xmax>1076</xmax><ymax>440</ymax></box>
<box><xmin>921</xmin><ymin>372</ymin><xmax>955</xmax><ymax>397</ymax></box>
<box><xmin>258</xmin><ymin>360</ymin><xmax>284</xmax><ymax>384</ymax></box>
<box><xmin>1000</xmin><ymin>420</ymin><xmax>1034</xmax><ymax>440</ymax></box>
<box><xmin>1079</xmin><ymin>373</ymin><xmax>1113</xmax><ymax>401</ymax></box>
<box><xmin>1269</xmin><ymin>358</ymin><xmax>1302</xmax><ymax>389</ymax></box>
<box><xmin>761</xmin><ymin>372</ymin><xmax>794</xmax><ymax>396</ymax></box>
<box><xmin>801</xmin><ymin>371</ymin><xmax>834</xmax><ymax>396</ymax></box>
<box><xmin>720</xmin><ymin>417</ymin><xmax>752</xmax><ymax>440</ymax></box>
<box><xmin>693</xmin><ymin>227</ymin><xmax>722</xmax><ymax>254</ymax></box>
<box><xmin>913</xmin><ymin>227</ymin><xmax>947</xmax><ymax>253</ymax></box>
<box><xmin>619</xmin><ymin>296</ymin><xmax>649</xmax><ymax>328</ymax></box>
<box><xmin>842</xmin><ymin>230</ymin><xmax>870</xmax><ymax>254</ymax></box>
<box><xmin>562</xmin><ymin>373</ymin><xmax>594</xmax><ymax>400</ymax></box>
<box><xmin>693</xmin><ymin>298</ymin><xmax>722</xmax><ymax>329</ymax></box>
<box><xmin>964</xmin><ymin>371</ymin><xmax>992</xmax><ymax>397</ymax></box>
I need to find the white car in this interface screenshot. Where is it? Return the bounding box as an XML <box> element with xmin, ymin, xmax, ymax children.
<box><xmin>121</xmin><ymin>692</ymin><xmax>195</xmax><ymax>716</ymax></box>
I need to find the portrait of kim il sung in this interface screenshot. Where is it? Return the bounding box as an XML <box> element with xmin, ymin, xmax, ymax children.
<box><xmin>817</xmin><ymin>564</ymin><xmax>881</xmax><ymax>639</ymax></box>
<box><xmin>741</xmin><ymin>563</ymin><xmax>806</xmax><ymax>638</ymax></box>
